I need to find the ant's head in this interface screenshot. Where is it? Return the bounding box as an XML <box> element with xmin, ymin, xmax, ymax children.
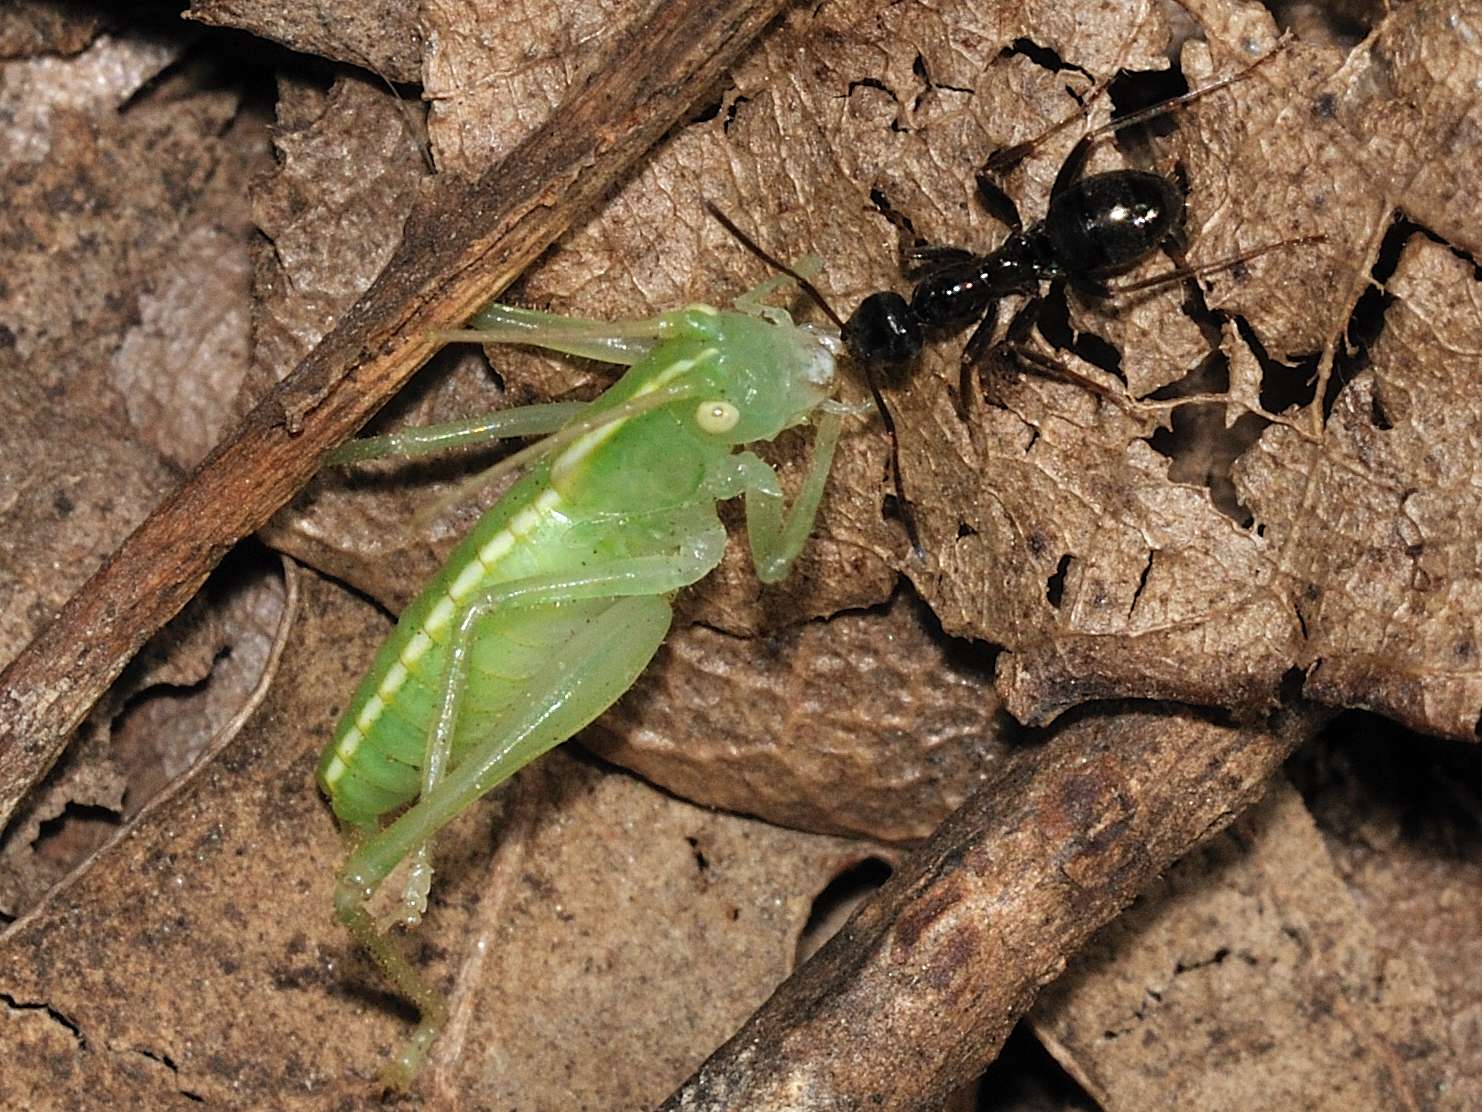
<box><xmin>841</xmin><ymin>291</ymin><xmax>924</xmax><ymax>368</ymax></box>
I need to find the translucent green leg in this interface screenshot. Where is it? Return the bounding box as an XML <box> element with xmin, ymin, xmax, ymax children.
<box><xmin>732</xmin><ymin>255</ymin><xmax>823</xmax><ymax>318</ymax></box>
<box><xmin>327</xmin><ymin>403</ymin><xmax>585</xmax><ymax>465</ymax></box>
<box><xmin>335</xmin><ymin>527</ymin><xmax>725</xmax><ymax>1087</ymax></box>
<box><xmin>710</xmin><ymin>408</ymin><xmax>844</xmax><ymax>583</ymax></box>
<box><xmin>440</xmin><ymin>302</ymin><xmax>669</xmax><ymax>365</ymax></box>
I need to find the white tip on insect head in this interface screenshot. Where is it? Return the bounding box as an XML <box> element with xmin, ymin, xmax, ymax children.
<box><xmin>802</xmin><ymin>328</ymin><xmax>841</xmax><ymax>388</ymax></box>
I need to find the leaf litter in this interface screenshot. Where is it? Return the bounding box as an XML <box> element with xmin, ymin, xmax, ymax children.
<box><xmin>1</xmin><ymin>0</ymin><xmax>1481</xmax><ymax>1106</ymax></box>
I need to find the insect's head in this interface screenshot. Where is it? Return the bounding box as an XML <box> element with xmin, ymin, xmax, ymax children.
<box><xmin>677</xmin><ymin>306</ymin><xmax>841</xmax><ymax>445</ymax></box>
<box><xmin>701</xmin><ymin>200</ymin><xmax>920</xmax><ymax>550</ymax></box>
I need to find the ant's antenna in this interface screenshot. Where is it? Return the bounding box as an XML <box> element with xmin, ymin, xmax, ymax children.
<box><xmin>704</xmin><ymin>202</ymin><xmax>846</xmax><ymax>329</ymax></box>
<box><xmin>704</xmin><ymin>201</ymin><xmax>923</xmax><ymax>557</ymax></box>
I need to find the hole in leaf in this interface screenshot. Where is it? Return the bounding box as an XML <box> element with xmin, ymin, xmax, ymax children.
<box><xmin>1106</xmin><ymin>65</ymin><xmax>1191</xmax><ymax>155</ymax></box>
<box><xmin>1002</xmin><ymin>37</ymin><xmax>1072</xmax><ymax>74</ymax></box>
<box><xmin>1256</xmin><ymin>0</ymin><xmax>1378</xmax><ymax>45</ymax></box>
<box><xmin>32</xmin><ymin>802</ymin><xmax>122</xmax><ymax>869</ymax></box>
<box><xmin>1046</xmin><ymin>554</ymin><xmax>1072</xmax><ymax>607</ymax></box>
<box><xmin>1146</xmin><ymin>404</ymin><xmax>1265</xmax><ymax>527</ymax></box>
<box><xmin>1322</xmin><ymin>212</ymin><xmax>1417</xmax><ymax>421</ymax></box>
<box><xmin>974</xmin><ymin>1022</ymin><xmax>1099</xmax><ymax>1108</ymax></box>
<box><xmin>684</xmin><ymin>835</ymin><xmax>709</xmax><ymax>873</ymax></box>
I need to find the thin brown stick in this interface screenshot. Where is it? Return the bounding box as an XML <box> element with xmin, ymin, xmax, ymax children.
<box><xmin>661</xmin><ymin>703</ymin><xmax>1330</xmax><ymax>1110</ymax></box>
<box><xmin>0</xmin><ymin>0</ymin><xmax>791</xmax><ymax>832</ymax></box>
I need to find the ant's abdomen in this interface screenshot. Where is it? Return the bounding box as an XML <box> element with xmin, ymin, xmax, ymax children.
<box><xmin>1047</xmin><ymin>170</ymin><xmax>1185</xmax><ymax>278</ymax></box>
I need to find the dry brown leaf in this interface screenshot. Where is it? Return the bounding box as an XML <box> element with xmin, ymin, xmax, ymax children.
<box><xmin>0</xmin><ymin>21</ymin><xmax>286</xmax><ymax>917</ymax></box>
<box><xmin>0</xmin><ymin>556</ymin><xmax>285</xmax><ymax>918</ymax></box>
<box><xmin>0</xmin><ymin>1</ymin><xmax>108</xmax><ymax>59</ymax></box>
<box><xmin>1032</xmin><ymin>779</ymin><xmax>1470</xmax><ymax>1108</ymax></box>
<box><xmin>593</xmin><ymin>592</ymin><xmax>1009</xmax><ymax>842</ymax></box>
<box><xmin>1291</xmin><ymin>718</ymin><xmax>1482</xmax><ymax>1099</ymax></box>
<box><xmin>1239</xmin><ymin>240</ymin><xmax>1482</xmax><ymax>739</ymax></box>
<box><xmin>248</xmin><ymin>73</ymin><xmax>508</xmax><ymax>604</ymax></box>
<box><xmin>185</xmin><ymin>0</ymin><xmax>424</xmax><ymax>84</ymax></box>
<box><xmin>4</xmin><ymin>0</ymin><xmax>1482</xmax><ymax>1104</ymax></box>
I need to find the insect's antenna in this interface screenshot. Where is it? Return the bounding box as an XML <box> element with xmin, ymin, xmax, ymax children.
<box><xmin>407</xmin><ymin>383</ymin><xmax>700</xmax><ymax>533</ymax></box>
<box><xmin>704</xmin><ymin>201</ymin><xmax>923</xmax><ymax>557</ymax></box>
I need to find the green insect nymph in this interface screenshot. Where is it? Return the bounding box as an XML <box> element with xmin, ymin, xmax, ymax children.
<box><xmin>316</xmin><ymin>289</ymin><xmax>852</xmax><ymax>1085</ymax></box>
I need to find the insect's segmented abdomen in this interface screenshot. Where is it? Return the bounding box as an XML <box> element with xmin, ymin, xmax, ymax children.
<box><xmin>317</xmin><ymin>461</ymin><xmax>610</xmax><ymax>827</ymax></box>
<box><xmin>317</xmin><ymin>400</ymin><xmax>723</xmax><ymax>828</ymax></box>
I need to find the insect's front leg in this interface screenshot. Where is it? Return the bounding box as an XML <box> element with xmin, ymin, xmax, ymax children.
<box><xmin>444</xmin><ymin>301</ymin><xmax>670</xmax><ymax>365</ymax></box>
<box><xmin>711</xmin><ymin>408</ymin><xmax>845</xmax><ymax>583</ymax></box>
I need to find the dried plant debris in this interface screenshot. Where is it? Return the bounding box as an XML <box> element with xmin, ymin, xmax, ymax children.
<box><xmin>0</xmin><ymin>1</ymin><xmax>108</xmax><ymax>60</ymax></box>
<box><xmin>660</xmin><ymin>706</ymin><xmax>1317</xmax><ymax>1109</ymax></box>
<box><xmin>1032</xmin><ymin>779</ymin><xmax>1472</xmax><ymax>1109</ymax></box>
<box><xmin>0</xmin><ymin>572</ymin><xmax>869</xmax><ymax>1107</ymax></box>
<box><xmin>1290</xmin><ymin>716</ymin><xmax>1482</xmax><ymax>1098</ymax></box>
<box><xmin>1237</xmin><ymin>240</ymin><xmax>1482</xmax><ymax>739</ymax></box>
<box><xmin>0</xmin><ymin>553</ymin><xmax>286</xmax><ymax>920</ymax></box>
<box><xmin>247</xmin><ymin>73</ymin><xmax>504</xmax><ymax>604</ymax></box>
<box><xmin>185</xmin><ymin>0</ymin><xmax>424</xmax><ymax>84</ymax></box>
<box><xmin>0</xmin><ymin>20</ymin><xmax>277</xmax><ymax>914</ymax></box>
<box><xmin>4</xmin><ymin>0</ymin><xmax>1482</xmax><ymax>1104</ymax></box>
<box><xmin>904</xmin><ymin>0</ymin><xmax>1482</xmax><ymax>739</ymax></box>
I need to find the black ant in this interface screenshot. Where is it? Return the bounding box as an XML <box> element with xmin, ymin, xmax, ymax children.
<box><xmin>706</xmin><ymin>43</ymin><xmax>1321</xmax><ymax>553</ymax></box>
<box><xmin>840</xmin><ymin>41</ymin><xmax>1321</xmax><ymax>410</ymax></box>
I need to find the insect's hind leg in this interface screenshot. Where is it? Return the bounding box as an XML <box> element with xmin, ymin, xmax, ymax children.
<box><xmin>388</xmin><ymin>527</ymin><xmax>723</xmax><ymax>922</ymax></box>
<box><xmin>335</xmin><ymin>591</ymin><xmax>676</xmax><ymax>1088</ymax></box>
<box><xmin>335</xmin><ymin>524</ymin><xmax>725</xmax><ymax>1084</ymax></box>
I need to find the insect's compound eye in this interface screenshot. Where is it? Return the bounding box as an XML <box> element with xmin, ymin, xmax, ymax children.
<box><xmin>695</xmin><ymin>400</ymin><xmax>740</xmax><ymax>434</ymax></box>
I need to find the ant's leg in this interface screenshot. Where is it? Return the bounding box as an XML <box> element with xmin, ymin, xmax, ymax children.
<box><xmin>1034</xmin><ymin>38</ymin><xmax>1295</xmax><ymax>207</ymax></box>
<box><xmin>902</xmin><ymin>243</ymin><xmax>977</xmax><ymax>279</ymax></box>
<box><xmin>1001</xmin><ymin>341</ymin><xmax>1126</xmax><ymax>406</ymax></box>
<box><xmin>1075</xmin><ymin>37</ymin><xmax>1292</xmax><ymax>153</ymax></box>
<box><xmin>1002</xmin><ymin>344</ymin><xmax>1095</xmax><ymax>396</ymax></box>
<box><xmin>1101</xmin><ymin>234</ymin><xmax>1325</xmax><ymax>298</ymax></box>
<box><xmin>983</xmin><ymin>80</ymin><xmax>1111</xmax><ymax>177</ymax></box>
<box><xmin>974</xmin><ymin>172</ymin><xmax>1024</xmax><ymax>233</ymax></box>
<box><xmin>956</xmin><ymin>298</ymin><xmax>1006</xmax><ymax>417</ymax></box>
<box><xmin>1050</xmin><ymin>132</ymin><xmax>1098</xmax><ymax>207</ymax></box>
<box><xmin>963</xmin><ymin>292</ymin><xmax>1124</xmax><ymax>407</ymax></box>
